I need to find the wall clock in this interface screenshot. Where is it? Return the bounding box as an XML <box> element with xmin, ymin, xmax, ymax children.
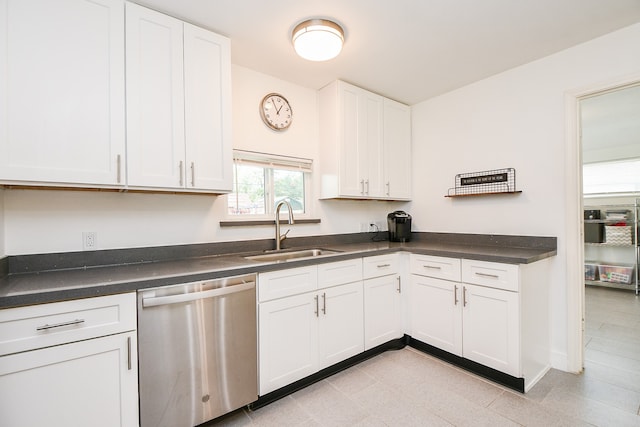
<box><xmin>260</xmin><ymin>93</ymin><xmax>293</xmax><ymax>131</ymax></box>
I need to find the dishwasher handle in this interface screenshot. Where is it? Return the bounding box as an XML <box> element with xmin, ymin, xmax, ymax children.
<box><xmin>142</xmin><ymin>281</ymin><xmax>255</xmax><ymax>308</ymax></box>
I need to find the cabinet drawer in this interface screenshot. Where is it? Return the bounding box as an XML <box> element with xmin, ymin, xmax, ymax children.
<box><xmin>410</xmin><ymin>254</ymin><xmax>461</xmax><ymax>281</ymax></box>
<box><xmin>318</xmin><ymin>259</ymin><xmax>363</xmax><ymax>288</ymax></box>
<box><xmin>462</xmin><ymin>259</ymin><xmax>519</xmax><ymax>292</ymax></box>
<box><xmin>363</xmin><ymin>254</ymin><xmax>399</xmax><ymax>279</ymax></box>
<box><xmin>258</xmin><ymin>266</ymin><xmax>318</xmax><ymax>302</ymax></box>
<box><xmin>0</xmin><ymin>293</ymin><xmax>136</xmax><ymax>356</ymax></box>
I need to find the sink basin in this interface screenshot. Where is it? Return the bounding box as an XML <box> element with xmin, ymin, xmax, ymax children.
<box><xmin>244</xmin><ymin>248</ymin><xmax>342</xmax><ymax>263</ymax></box>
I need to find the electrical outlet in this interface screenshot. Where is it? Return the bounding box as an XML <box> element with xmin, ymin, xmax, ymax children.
<box><xmin>359</xmin><ymin>222</ymin><xmax>368</xmax><ymax>232</ymax></box>
<box><xmin>82</xmin><ymin>232</ymin><xmax>97</xmax><ymax>250</ymax></box>
<box><xmin>368</xmin><ymin>223</ymin><xmax>377</xmax><ymax>232</ymax></box>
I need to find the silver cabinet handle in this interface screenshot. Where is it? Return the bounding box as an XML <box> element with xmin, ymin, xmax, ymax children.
<box><xmin>386</xmin><ymin>181</ymin><xmax>390</xmax><ymax>196</ymax></box>
<box><xmin>454</xmin><ymin>285</ymin><xmax>459</xmax><ymax>305</ymax></box>
<box><xmin>475</xmin><ymin>272</ymin><xmax>500</xmax><ymax>279</ymax></box>
<box><xmin>190</xmin><ymin>162</ymin><xmax>195</xmax><ymax>187</ymax></box>
<box><xmin>36</xmin><ymin>318</ymin><xmax>85</xmax><ymax>331</ymax></box>
<box><xmin>127</xmin><ymin>336</ymin><xmax>132</xmax><ymax>371</ymax></box>
<box><xmin>360</xmin><ymin>179</ymin><xmax>365</xmax><ymax>194</ymax></box>
<box><xmin>423</xmin><ymin>265</ymin><xmax>442</xmax><ymax>270</ymax></box>
<box><xmin>179</xmin><ymin>161</ymin><xmax>184</xmax><ymax>186</ymax></box>
<box><xmin>365</xmin><ymin>179</ymin><xmax>369</xmax><ymax>194</ymax></box>
<box><xmin>322</xmin><ymin>292</ymin><xmax>327</xmax><ymax>315</ymax></box>
<box><xmin>397</xmin><ymin>276</ymin><xmax>401</xmax><ymax>293</ymax></box>
<box><xmin>377</xmin><ymin>264</ymin><xmax>391</xmax><ymax>268</ymax></box>
<box><xmin>116</xmin><ymin>154</ymin><xmax>122</xmax><ymax>183</ymax></box>
<box><xmin>314</xmin><ymin>295</ymin><xmax>319</xmax><ymax>317</ymax></box>
<box><xmin>463</xmin><ymin>286</ymin><xmax>468</xmax><ymax>307</ymax></box>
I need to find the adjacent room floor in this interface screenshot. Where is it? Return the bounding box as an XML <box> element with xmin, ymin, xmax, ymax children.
<box><xmin>211</xmin><ymin>286</ymin><xmax>640</xmax><ymax>426</ymax></box>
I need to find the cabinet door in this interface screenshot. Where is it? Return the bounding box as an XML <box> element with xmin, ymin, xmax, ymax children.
<box><xmin>0</xmin><ymin>332</ymin><xmax>138</xmax><ymax>427</ymax></box>
<box><xmin>184</xmin><ymin>23</ymin><xmax>232</xmax><ymax>192</ymax></box>
<box><xmin>0</xmin><ymin>0</ymin><xmax>125</xmax><ymax>186</ymax></box>
<box><xmin>361</xmin><ymin>91</ymin><xmax>384</xmax><ymax>197</ymax></box>
<box><xmin>258</xmin><ymin>293</ymin><xmax>318</xmax><ymax>395</ymax></box>
<box><xmin>125</xmin><ymin>3</ymin><xmax>185</xmax><ymax>188</ymax></box>
<box><xmin>317</xmin><ymin>281</ymin><xmax>364</xmax><ymax>369</ymax></box>
<box><xmin>462</xmin><ymin>283</ymin><xmax>520</xmax><ymax>376</ymax></box>
<box><xmin>410</xmin><ymin>275</ymin><xmax>462</xmax><ymax>356</ymax></box>
<box><xmin>383</xmin><ymin>99</ymin><xmax>411</xmax><ymax>199</ymax></box>
<box><xmin>364</xmin><ymin>275</ymin><xmax>402</xmax><ymax>350</ymax></box>
<box><xmin>337</xmin><ymin>82</ymin><xmax>365</xmax><ymax>197</ymax></box>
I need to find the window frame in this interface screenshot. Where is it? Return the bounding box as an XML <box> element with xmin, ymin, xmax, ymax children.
<box><xmin>583</xmin><ymin>158</ymin><xmax>640</xmax><ymax>197</ymax></box>
<box><xmin>225</xmin><ymin>150</ymin><xmax>313</xmax><ymax>221</ymax></box>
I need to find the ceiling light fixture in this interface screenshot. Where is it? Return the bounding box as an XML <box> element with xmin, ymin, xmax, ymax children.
<box><xmin>292</xmin><ymin>19</ymin><xmax>344</xmax><ymax>61</ymax></box>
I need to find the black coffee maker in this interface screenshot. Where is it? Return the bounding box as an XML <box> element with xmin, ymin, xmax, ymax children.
<box><xmin>387</xmin><ymin>211</ymin><xmax>412</xmax><ymax>242</ymax></box>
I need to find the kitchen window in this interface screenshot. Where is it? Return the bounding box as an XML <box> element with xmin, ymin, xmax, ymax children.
<box><xmin>583</xmin><ymin>158</ymin><xmax>640</xmax><ymax>196</ymax></box>
<box><xmin>227</xmin><ymin>150</ymin><xmax>312</xmax><ymax>218</ymax></box>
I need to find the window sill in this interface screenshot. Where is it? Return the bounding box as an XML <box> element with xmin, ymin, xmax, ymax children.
<box><xmin>219</xmin><ymin>218</ymin><xmax>321</xmax><ymax>227</ymax></box>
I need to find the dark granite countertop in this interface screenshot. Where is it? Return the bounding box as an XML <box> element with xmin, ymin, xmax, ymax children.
<box><xmin>0</xmin><ymin>232</ymin><xmax>556</xmax><ymax>309</ymax></box>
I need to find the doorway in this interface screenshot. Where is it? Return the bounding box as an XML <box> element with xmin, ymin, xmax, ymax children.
<box><xmin>573</xmin><ymin>81</ymin><xmax>640</xmax><ymax>376</ymax></box>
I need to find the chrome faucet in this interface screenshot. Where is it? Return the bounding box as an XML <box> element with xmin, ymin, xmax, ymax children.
<box><xmin>275</xmin><ymin>200</ymin><xmax>295</xmax><ymax>250</ymax></box>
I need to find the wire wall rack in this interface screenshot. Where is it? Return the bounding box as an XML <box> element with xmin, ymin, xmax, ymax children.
<box><xmin>446</xmin><ymin>168</ymin><xmax>522</xmax><ymax>197</ymax></box>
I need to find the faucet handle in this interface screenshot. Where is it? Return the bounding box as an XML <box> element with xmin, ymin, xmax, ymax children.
<box><xmin>280</xmin><ymin>229</ymin><xmax>290</xmax><ymax>242</ymax></box>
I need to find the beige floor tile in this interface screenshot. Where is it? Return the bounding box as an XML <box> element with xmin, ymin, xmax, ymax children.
<box><xmin>489</xmin><ymin>391</ymin><xmax>592</xmax><ymax>427</ymax></box>
<box><xmin>350</xmin><ymin>381</ymin><xmax>452</xmax><ymax>426</ymax></box>
<box><xmin>585</xmin><ymin>348</ymin><xmax>640</xmax><ymax>376</ymax></box>
<box><xmin>245</xmin><ymin>396</ymin><xmax>311</xmax><ymax>427</ymax></box>
<box><xmin>582</xmin><ymin>359</ymin><xmax>640</xmax><ymax>394</ymax></box>
<box><xmin>586</xmin><ymin>336</ymin><xmax>640</xmax><ymax>362</ymax></box>
<box><xmin>326</xmin><ymin>365</ymin><xmax>378</xmax><ymax>396</ymax></box>
<box><xmin>291</xmin><ymin>379</ymin><xmax>368</xmax><ymax>427</ymax></box>
<box><xmin>540</xmin><ymin>387</ymin><xmax>640</xmax><ymax>427</ymax></box>
<box><xmin>407</xmin><ymin>377</ymin><xmax>517</xmax><ymax>427</ymax></box>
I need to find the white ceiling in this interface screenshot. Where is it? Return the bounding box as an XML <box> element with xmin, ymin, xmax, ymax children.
<box><xmin>134</xmin><ymin>0</ymin><xmax>640</xmax><ymax>105</ymax></box>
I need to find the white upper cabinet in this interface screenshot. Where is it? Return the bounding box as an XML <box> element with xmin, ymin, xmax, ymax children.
<box><xmin>126</xmin><ymin>3</ymin><xmax>232</xmax><ymax>192</ymax></box>
<box><xmin>125</xmin><ymin>2</ymin><xmax>185</xmax><ymax>189</ymax></box>
<box><xmin>183</xmin><ymin>23</ymin><xmax>232</xmax><ymax>192</ymax></box>
<box><xmin>1</xmin><ymin>0</ymin><xmax>231</xmax><ymax>192</ymax></box>
<box><xmin>383</xmin><ymin>99</ymin><xmax>412</xmax><ymax>199</ymax></box>
<box><xmin>319</xmin><ymin>80</ymin><xmax>411</xmax><ymax>200</ymax></box>
<box><xmin>0</xmin><ymin>0</ymin><xmax>125</xmax><ymax>187</ymax></box>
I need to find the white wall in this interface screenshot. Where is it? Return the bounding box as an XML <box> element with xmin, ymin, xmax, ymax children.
<box><xmin>2</xmin><ymin>65</ymin><xmax>405</xmax><ymax>255</ymax></box>
<box><xmin>409</xmin><ymin>23</ymin><xmax>640</xmax><ymax>370</ymax></box>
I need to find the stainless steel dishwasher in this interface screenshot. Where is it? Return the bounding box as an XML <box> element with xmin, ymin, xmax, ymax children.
<box><xmin>137</xmin><ymin>273</ymin><xmax>257</xmax><ymax>427</ymax></box>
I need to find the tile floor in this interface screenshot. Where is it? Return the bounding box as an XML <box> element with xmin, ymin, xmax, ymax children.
<box><xmin>211</xmin><ymin>286</ymin><xmax>640</xmax><ymax>426</ymax></box>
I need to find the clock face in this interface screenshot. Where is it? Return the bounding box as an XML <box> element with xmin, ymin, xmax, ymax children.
<box><xmin>260</xmin><ymin>93</ymin><xmax>292</xmax><ymax>131</ymax></box>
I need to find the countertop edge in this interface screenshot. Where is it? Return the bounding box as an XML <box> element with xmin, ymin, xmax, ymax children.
<box><xmin>0</xmin><ymin>242</ymin><xmax>557</xmax><ymax>310</ymax></box>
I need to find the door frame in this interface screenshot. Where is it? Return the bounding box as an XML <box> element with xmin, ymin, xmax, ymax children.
<box><xmin>564</xmin><ymin>72</ymin><xmax>640</xmax><ymax>373</ymax></box>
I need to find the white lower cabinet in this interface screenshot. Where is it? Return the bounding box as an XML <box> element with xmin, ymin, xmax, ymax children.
<box><xmin>258</xmin><ymin>292</ymin><xmax>318</xmax><ymax>394</ymax></box>
<box><xmin>410</xmin><ymin>275</ymin><xmax>462</xmax><ymax>356</ymax></box>
<box><xmin>0</xmin><ymin>293</ymin><xmax>138</xmax><ymax>427</ymax></box>
<box><xmin>363</xmin><ymin>254</ymin><xmax>403</xmax><ymax>350</ymax></box>
<box><xmin>410</xmin><ymin>254</ymin><xmax>550</xmax><ymax>391</ymax></box>
<box><xmin>258</xmin><ymin>260</ymin><xmax>364</xmax><ymax>395</ymax></box>
<box><xmin>462</xmin><ymin>282</ymin><xmax>519</xmax><ymax>376</ymax></box>
<box><xmin>0</xmin><ymin>332</ymin><xmax>138</xmax><ymax>427</ymax></box>
<box><xmin>317</xmin><ymin>281</ymin><xmax>364</xmax><ymax>368</ymax></box>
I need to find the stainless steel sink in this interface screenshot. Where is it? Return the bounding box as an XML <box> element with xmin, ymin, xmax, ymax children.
<box><xmin>244</xmin><ymin>248</ymin><xmax>342</xmax><ymax>262</ymax></box>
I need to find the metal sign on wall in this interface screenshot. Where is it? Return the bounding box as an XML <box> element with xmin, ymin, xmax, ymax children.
<box><xmin>446</xmin><ymin>168</ymin><xmax>520</xmax><ymax>197</ymax></box>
